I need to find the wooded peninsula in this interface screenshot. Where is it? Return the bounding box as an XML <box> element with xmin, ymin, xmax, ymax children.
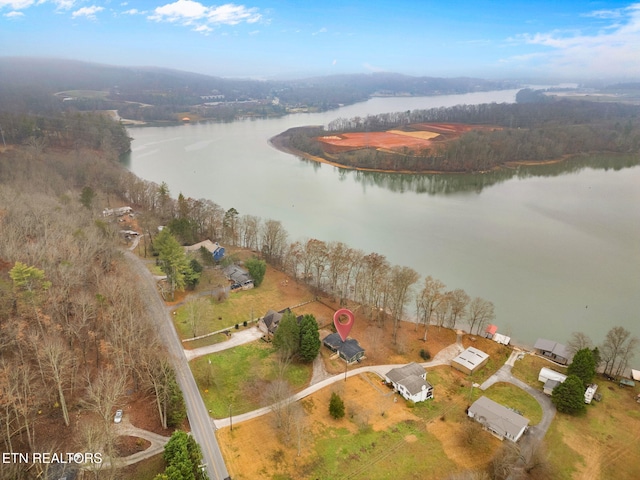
<box><xmin>271</xmin><ymin>89</ymin><xmax>640</xmax><ymax>173</ymax></box>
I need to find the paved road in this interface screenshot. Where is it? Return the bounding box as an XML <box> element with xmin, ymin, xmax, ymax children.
<box><xmin>184</xmin><ymin>327</ymin><xmax>264</xmax><ymax>361</ymax></box>
<box><xmin>126</xmin><ymin>251</ymin><xmax>229</xmax><ymax>480</ymax></box>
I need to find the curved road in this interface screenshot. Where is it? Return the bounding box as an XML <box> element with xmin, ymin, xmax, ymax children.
<box><xmin>126</xmin><ymin>251</ymin><xmax>229</xmax><ymax>480</ymax></box>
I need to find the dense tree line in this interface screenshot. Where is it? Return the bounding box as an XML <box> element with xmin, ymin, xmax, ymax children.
<box><xmin>116</xmin><ymin>172</ymin><xmax>495</xmax><ymax>342</ymax></box>
<box><xmin>0</xmin><ymin>110</ymin><xmax>130</xmax><ymax>154</ymax></box>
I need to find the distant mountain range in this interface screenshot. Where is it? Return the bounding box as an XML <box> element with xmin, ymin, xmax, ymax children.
<box><xmin>0</xmin><ymin>57</ymin><xmax>518</xmax><ymax>115</ymax></box>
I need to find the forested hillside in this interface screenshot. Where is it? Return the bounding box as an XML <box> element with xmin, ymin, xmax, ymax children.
<box><xmin>0</xmin><ymin>57</ymin><xmax>516</xmax><ymax>122</ymax></box>
<box><xmin>0</xmin><ymin>121</ymin><xmax>183</xmax><ymax>480</ymax></box>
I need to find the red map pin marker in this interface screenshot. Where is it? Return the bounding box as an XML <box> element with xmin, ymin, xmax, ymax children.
<box><xmin>333</xmin><ymin>308</ymin><xmax>355</xmax><ymax>342</ymax></box>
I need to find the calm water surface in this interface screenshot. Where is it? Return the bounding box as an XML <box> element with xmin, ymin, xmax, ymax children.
<box><xmin>126</xmin><ymin>91</ymin><xmax>640</xmax><ymax>347</ymax></box>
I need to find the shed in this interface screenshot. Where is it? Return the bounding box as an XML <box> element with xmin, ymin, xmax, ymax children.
<box><xmin>451</xmin><ymin>347</ymin><xmax>489</xmax><ymax>375</ymax></box>
<box><xmin>538</xmin><ymin>367</ymin><xmax>567</xmax><ymax>385</ymax></box>
<box><xmin>493</xmin><ymin>333</ymin><xmax>511</xmax><ymax>345</ymax></box>
<box><xmin>543</xmin><ymin>379</ymin><xmax>561</xmax><ymax>396</ymax></box>
<box><xmin>631</xmin><ymin>369</ymin><xmax>640</xmax><ymax>382</ymax></box>
<box><xmin>323</xmin><ymin>333</ymin><xmax>365</xmax><ymax>364</ymax></box>
<box><xmin>385</xmin><ymin>363</ymin><xmax>433</xmax><ymax>403</ymax></box>
<box><xmin>484</xmin><ymin>324</ymin><xmax>498</xmax><ymax>339</ymax></box>
<box><xmin>533</xmin><ymin>338</ymin><xmax>571</xmax><ymax>365</ymax></box>
<box><xmin>468</xmin><ymin>396</ymin><xmax>530</xmax><ymax>442</ymax></box>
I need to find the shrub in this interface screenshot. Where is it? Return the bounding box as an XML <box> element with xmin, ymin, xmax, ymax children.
<box><xmin>419</xmin><ymin>349</ymin><xmax>431</xmax><ymax>360</ymax></box>
<box><xmin>329</xmin><ymin>392</ymin><xmax>345</xmax><ymax>419</ymax></box>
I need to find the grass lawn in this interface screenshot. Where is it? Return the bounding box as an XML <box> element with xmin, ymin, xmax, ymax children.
<box><xmin>190</xmin><ymin>342</ymin><xmax>312</xmax><ymax>418</ymax></box>
<box><xmin>545</xmin><ymin>379</ymin><xmax>640</xmax><ymax>480</ymax></box>
<box><xmin>511</xmin><ymin>352</ymin><xmax>567</xmax><ymax>388</ymax></box>
<box><xmin>118</xmin><ymin>453</ymin><xmax>165</xmax><ymax>480</ymax></box>
<box><xmin>305</xmin><ymin>420</ymin><xmax>458</xmax><ymax>480</ymax></box>
<box><xmin>479</xmin><ymin>382</ymin><xmax>543</xmax><ymax>425</ymax></box>
<box><xmin>173</xmin><ymin>263</ymin><xmax>314</xmax><ymax>340</ymax></box>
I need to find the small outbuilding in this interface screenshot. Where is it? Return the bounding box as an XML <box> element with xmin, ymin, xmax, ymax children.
<box><xmin>468</xmin><ymin>396</ymin><xmax>530</xmax><ymax>442</ymax></box>
<box><xmin>493</xmin><ymin>333</ymin><xmax>511</xmax><ymax>346</ymax></box>
<box><xmin>451</xmin><ymin>347</ymin><xmax>489</xmax><ymax>375</ymax></box>
<box><xmin>385</xmin><ymin>363</ymin><xmax>433</xmax><ymax>403</ymax></box>
<box><xmin>538</xmin><ymin>367</ymin><xmax>567</xmax><ymax>396</ymax></box>
<box><xmin>323</xmin><ymin>333</ymin><xmax>365</xmax><ymax>364</ymax></box>
<box><xmin>533</xmin><ymin>338</ymin><xmax>572</xmax><ymax>365</ymax></box>
<box><xmin>484</xmin><ymin>324</ymin><xmax>498</xmax><ymax>339</ymax></box>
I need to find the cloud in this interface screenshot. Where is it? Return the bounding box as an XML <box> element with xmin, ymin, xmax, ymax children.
<box><xmin>312</xmin><ymin>27</ymin><xmax>327</xmax><ymax>36</ymax></box>
<box><xmin>72</xmin><ymin>5</ymin><xmax>104</xmax><ymax>20</ymax></box>
<box><xmin>4</xmin><ymin>9</ymin><xmax>24</xmax><ymax>17</ymax></box>
<box><xmin>122</xmin><ymin>8</ymin><xmax>145</xmax><ymax>15</ymax></box>
<box><xmin>0</xmin><ymin>0</ymin><xmax>78</xmax><ymax>11</ymax></box>
<box><xmin>0</xmin><ymin>0</ymin><xmax>36</xmax><ymax>9</ymax></box>
<box><xmin>510</xmin><ymin>3</ymin><xmax>640</xmax><ymax>77</ymax></box>
<box><xmin>148</xmin><ymin>0</ymin><xmax>262</xmax><ymax>32</ymax></box>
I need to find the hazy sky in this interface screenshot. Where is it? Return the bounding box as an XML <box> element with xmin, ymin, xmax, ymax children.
<box><xmin>2</xmin><ymin>0</ymin><xmax>639</xmax><ymax>80</ymax></box>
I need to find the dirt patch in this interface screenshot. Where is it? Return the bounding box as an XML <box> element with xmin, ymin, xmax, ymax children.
<box><xmin>427</xmin><ymin>420</ymin><xmax>500</xmax><ymax>471</ymax></box>
<box><xmin>114</xmin><ymin>435</ymin><xmax>151</xmax><ymax>457</ymax></box>
<box><xmin>316</xmin><ymin>123</ymin><xmax>499</xmax><ymax>154</ymax></box>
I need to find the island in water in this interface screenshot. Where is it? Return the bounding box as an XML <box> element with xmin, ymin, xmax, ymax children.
<box><xmin>271</xmin><ymin>89</ymin><xmax>640</xmax><ymax>174</ymax></box>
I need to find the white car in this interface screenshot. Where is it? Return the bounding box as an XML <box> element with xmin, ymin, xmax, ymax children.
<box><xmin>114</xmin><ymin>409</ymin><xmax>123</xmax><ymax>424</ymax></box>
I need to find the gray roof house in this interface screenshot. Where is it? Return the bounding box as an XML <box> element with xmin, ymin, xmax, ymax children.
<box><xmin>223</xmin><ymin>264</ymin><xmax>254</xmax><ymax>289</ymax></box>
<box><xmin>468</xmin><ymin>396</ymin><xmax>530</xmax><ymax>442</ymax></box>
<box><xmin>385</xmin><ymin>363</ymin><xmax>433</xmax><ymax>403</ymax></box>
<box><xmin>323</xmin><ymin>333</ymin><xmax>365</xmax><ymax>364</ymax></box>
<box><xmin>534</xmin><ymin>339</ymin><xmax>572</xmax><ymax>365</ymax></box>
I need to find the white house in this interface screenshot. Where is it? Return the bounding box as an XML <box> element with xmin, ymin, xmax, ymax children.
<box><xmin>385</xmin><ymin>363</ymin><xmax>433</xmax><ymax>403</ymax></box>
<box><xmin>468</xmin><ymin>396</ymin><xmax>529</xmax><ymax>442</ymax></box>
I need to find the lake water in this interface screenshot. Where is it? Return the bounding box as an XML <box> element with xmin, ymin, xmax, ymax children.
<box><xmin>125</xmin><ymin>90</ymin><xmax>640</xmax><ymax>348</ymax></box>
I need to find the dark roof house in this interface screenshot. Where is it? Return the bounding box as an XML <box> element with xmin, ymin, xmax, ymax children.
<box><xmin>323</xmin><ymin>332</ymin><xmax>365</xmax><ymax>364</ymax></box>
<box><xmin>223</xmin><ymin>264</ymin><xmax>253</xmax><ymax>288</ymax></box>
<box><xmin>534</xmin><ymin>339</ymin><xmax>571</xmax><ymax>365</ymax></box>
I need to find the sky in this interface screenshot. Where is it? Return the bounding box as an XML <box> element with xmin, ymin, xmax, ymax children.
<box><xmin>1</xmin><ymin>0</ymin><xmax>640</xmax><ymax>80</ymax></box>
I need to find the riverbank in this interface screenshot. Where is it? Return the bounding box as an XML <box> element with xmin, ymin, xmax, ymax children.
<box><xmin>269</xmin><ymin>126</ymin><xmax>584</xmax><ymax>175</ymax></box>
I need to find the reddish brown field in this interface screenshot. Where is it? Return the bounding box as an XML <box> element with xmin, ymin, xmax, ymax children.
<box><xmin>316</xmin><ymin>123</ymin><xmax>495</xmax><ymax>154</ymax></box>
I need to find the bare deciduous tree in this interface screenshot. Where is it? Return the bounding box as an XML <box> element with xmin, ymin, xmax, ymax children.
<box><xmin>467</xmin><ymin>297</ymin><xmax>495</xmax><ymax>335</ymax></box>
<box><xmin>416</xmin><ymin>276</ymin><xmax>446</xmax><ymax>341</ymax></box>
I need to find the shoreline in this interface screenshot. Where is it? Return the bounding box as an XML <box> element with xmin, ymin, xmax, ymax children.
<box><xmin>270</xmin><ymin>127</ymin><xmax>585</xmax><ymax>175</ymax></box>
